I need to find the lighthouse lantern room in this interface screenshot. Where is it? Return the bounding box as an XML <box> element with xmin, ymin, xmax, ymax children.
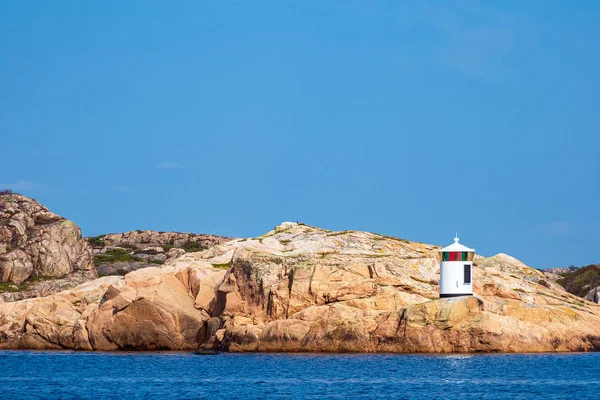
<box><xmin>438</xmin><ymin>235</ymin><xmax>475</xmax><ymax>298</ymax></box>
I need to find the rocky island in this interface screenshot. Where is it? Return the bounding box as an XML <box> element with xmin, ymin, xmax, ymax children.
<box><xmin>0</xmin><ymin>192</ymin><xmax>599</xmax><ymax>353</ymax></box>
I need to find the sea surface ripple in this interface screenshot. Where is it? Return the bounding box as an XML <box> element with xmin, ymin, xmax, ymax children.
<box><xmin>0</xmin><ymin>351</ymin><xmax>598</xmax><ymax>399</ymax></box>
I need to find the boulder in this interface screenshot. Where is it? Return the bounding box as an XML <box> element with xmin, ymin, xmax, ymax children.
<box><xmin>586</xmin><ymin>286</ymin><xmax>600</xmax><ymax>303</ymax></box>
<box><xmin>0</xmin><ymin>194</ymin><xmax>95</xmax><ymax>284</ymax></box>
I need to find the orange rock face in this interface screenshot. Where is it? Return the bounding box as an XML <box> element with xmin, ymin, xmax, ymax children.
<box><xmin>1</xmin><ymin>222</ymin><xmax>599</xmax><ymax>352</ymax></box>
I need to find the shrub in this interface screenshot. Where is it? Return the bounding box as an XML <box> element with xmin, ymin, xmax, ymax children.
<box><xmin>93</xmin><ymin>248</ymin><xmax>134</xmax><ymax>265</ymax></box>
<box><xmin>556</xmin><ymin>264</ymin><xmax>600</xmax><ymax>297</ymax></box>
<box><xmin>0</xmin><ymin>189</ymin><xmax>14</xmax><ymax>196</ymax></box>
<box><xmin>0</xmin><ymin>281</ymin><xmax>27</xmax><ymax>292</ymax></box>
<box><xmin>181</xmin><ymin>241</ymin><xmax>208</xmax><ymax>253</ymax></box>
<box><xmin>88</xmin><ymin>235</ymin><xmax>107</xmax><ymax>247</ymax></box>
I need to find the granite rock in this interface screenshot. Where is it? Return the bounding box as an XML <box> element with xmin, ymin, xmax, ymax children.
<box><xmin>0</xmin><ymin>194</ymin><xmax>94</xmax><ymax>284</ymax></box>
<box><xmin>1</xmin><ymin>222</ymin><xmax>600</xmax><ymax>353</ymax></box>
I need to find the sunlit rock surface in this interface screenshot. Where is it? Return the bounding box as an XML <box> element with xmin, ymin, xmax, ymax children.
<box><xmin>0</xmin><ymin>193</ymin><xmax>95</xmax><ymax>286</ymax></box>
<box><xmin>1</xmin><ymin>222</ymin><xmax>599</xmax><ymax>352</ymax></box>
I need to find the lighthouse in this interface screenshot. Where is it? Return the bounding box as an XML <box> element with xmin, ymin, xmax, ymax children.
<box><xmin>438</xmin><ymin>235</ymin><xmax>475</xmax><ymax>298</ymax></box>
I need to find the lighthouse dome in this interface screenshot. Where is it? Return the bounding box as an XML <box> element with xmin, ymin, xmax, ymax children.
<box><xmin>438</xmin><ymin>236</ymin><xmax>475</xmax><ymax>253</ymax></box>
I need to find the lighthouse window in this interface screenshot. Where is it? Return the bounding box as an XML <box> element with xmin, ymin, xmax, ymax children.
<box><xmin>442</xmin><ymin>252</ymin><xmax>468</xmax><ymax>261</ymax></box>
<box><xmin>441</xmin><ymin>252</ymin><xmax>474</xmax><ymax>262</ymax></box>
<box><xmin>464</xmin><ymin>264</ymin><xmax>471</xmax><ymax>284</ymax></box>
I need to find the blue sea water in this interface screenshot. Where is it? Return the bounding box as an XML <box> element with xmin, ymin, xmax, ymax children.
<box><xmin>0</xmin><ymin>351</ymin><xmax>598</xmax><ymax>399</ymax></box>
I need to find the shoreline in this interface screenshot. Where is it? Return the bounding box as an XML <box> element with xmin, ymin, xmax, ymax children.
<box><xmin>1</xmin><ymin>348</ymin><xmax>599</xmax><ymax>355</ymax></box>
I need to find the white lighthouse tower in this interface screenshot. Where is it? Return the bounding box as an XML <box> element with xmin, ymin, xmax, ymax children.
<box><xmin>438</xmin><ymin>235</ymin><xmax>475</xmax><ymax>298</ymax></box>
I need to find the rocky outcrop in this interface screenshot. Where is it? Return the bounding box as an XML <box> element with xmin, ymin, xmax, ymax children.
<box><xmin>0</xmin><ymin>276</ymin><xmax>121</xmax><ymax>350</ymax></box>
<box><xmin>89</xmin><ymin>230</ymin><xmax>230</xmax><ymax>277</ymax></box>
<box><xmin>0</xmin><ymin>193</ymin><xmax>95</xmax><ymax>285</ymax></box>
<box><xmin>0</xmin><ymin>271</ymin><xmax>97</xmax><ymax>303</ymax></box>
<box><xmin>91</xmin><ymin>230</ymin><xmax>230</xmax><ymax>250</ymax></box>
<box><xmin>544</xmin><ymin>264</ymin><xmax>600</xmax><ymax>303</ymax></box>
<box><xmin>586</xmin><ymin>286</ymin><xmax>600</xmax><ymax>303</ymax></box>
<box><xmin>1</xmin><ymin>222</ymin><xmax>600</xmax><ymax>353</ymax></box>
<box><xmin>0</xmin><ymin>263</ymin><xmax>226</xmax><ymax>350</ymax></box>
<box><xmin>86</xmin><ymin>264</ymin><xmax>227</xmax><ymax>350</ymax></box>
<box><xmin>545</xmin><ymin>266</ymin><xmax>578</xmax><ymax>275</ymax></box>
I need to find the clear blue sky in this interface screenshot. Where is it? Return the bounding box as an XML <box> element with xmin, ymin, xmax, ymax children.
<box><xmin>1</xmin><ymin>1</ymin><xmax>598</xmax><ymax>269</ymax></box>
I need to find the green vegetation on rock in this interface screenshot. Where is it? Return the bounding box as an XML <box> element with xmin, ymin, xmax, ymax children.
<box><xmin>556</xmin><ymin>264</ymin><xmax>600</xmax><ymax>297</ymax></box>
<box><xmin>212</xmin><ymin>262</ymin><xmax>231</xmax><ymax>270</ymax></box>
<box><xmin>88</xmin><ymin>235</ymin><xmax>107</xmax><ymax>247</ymax></box>
<box><xmin>181</xmin><ymin>241</ymin><xmax>208</xmax><ymax>253</ymax></box>
<box><xmin>0</xmin><ymin>281</ymin><xmax>27</xmax><ymax>293</ymax></box>
<box><xmin>94</xmin><ymin>248</ymin><xmax>134</xmax><ymax>265</ymax></box>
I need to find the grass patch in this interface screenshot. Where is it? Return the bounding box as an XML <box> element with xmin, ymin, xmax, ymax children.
<box><xmin>149</xmin><ymin>259</ymin><xmax>164</xmax><ymax>265</ymax></box>
<box><xmin>162</xmin><ymin>244</ymin><xmax>176</xmax><ymax>252</ymax></box>
<box><xmin>373</xmin><ymin>233</ymin><xmax>411</xmax><ymax>244</ymax></box>
<box><xmin>0</xmin><ymin>282</ymin><xmax>27</xmax><ymax>292</ymax></box>
<box><xmin>181</xmin><ymin>241</ymin><xmax>209</xmax><ymax>253</ymax></box>
<box><xmin>536</xmin><ymin>291</ymin><xmax>567</xmax><ymax>302</ymax></box>
<box><xmin>274</xmin><ymin>226</ymin><xmax>293</xmax><ymax>234</ymax></box>
<box><xmin>88</xmin><ymin>235</ymin><xmax>107</xmax><ymax>247</ymax></box>
<box><xmin>212</xmin><ymin>262</ymin><xmax>231</xmax><ymax>270</ymax></box>
<box><xmin>326</xmin><ymin>230</ymin><xmax>353</xmax><ymax>237</ymax></box>
<box><xmin>94</xmin><ymin>248</ymin><xmax>134</xmax><ymax>265</ymax></box>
